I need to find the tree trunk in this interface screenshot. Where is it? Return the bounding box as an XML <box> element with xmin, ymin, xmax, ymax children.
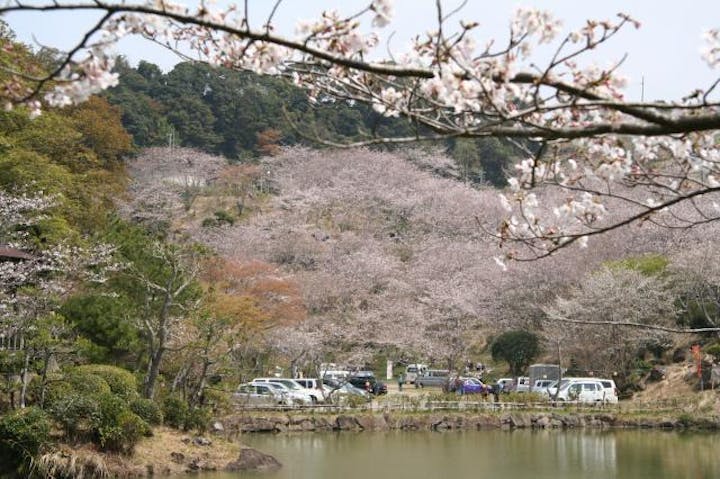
<box><xmin>171</xmin><ymin>364</ymin><xmax>190</xmax><ymax>393</ymax></box>
<box><xmin>143</xmin><ymin>346</ymin><xmax>165</xmax><ymax>399</ymax></box>
<box><xmin>19</xmin><ymin>351</ymin><xmax>31</xmax><ymax>409</ymax></box>
<box><xmin>192</xmin><ymin>359</ymin><xmax>211</xmax><ymax>407</ymax></box>
<box><xmin>39</xmin><ymin>349</ymin><xmax>52</xmax><ymax>408</ymax></box>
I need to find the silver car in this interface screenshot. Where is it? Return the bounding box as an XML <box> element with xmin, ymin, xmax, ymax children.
<box><xmin>233</xmin><ymin>383</ymin><xmax>290</xmax><ymax>407</ymax></box>
<box><xmin>415</xmin><ymin>369</ymin><xmax>450</xmax><ymax>388</ymax></box>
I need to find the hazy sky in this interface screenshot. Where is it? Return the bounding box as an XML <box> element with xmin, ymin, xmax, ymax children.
<box><xmin>5</xmin><ymin>0</ymin><xmax>720</xmax><ymax>101</ymax></box>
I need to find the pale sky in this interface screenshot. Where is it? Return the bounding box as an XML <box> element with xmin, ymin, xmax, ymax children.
<box><xmin>5</xmin><ymin>0</ymin><xmax>720</xmax><ymax>101</ymax></box>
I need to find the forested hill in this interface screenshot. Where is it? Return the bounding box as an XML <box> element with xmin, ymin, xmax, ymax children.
<box><xmin>105</xmin><ymin>59</ymin><xmax>517</xmax><ymax>187</ymax></box>
<box><xmin>122</xmin><ymin>146</ymin><xmax>695</xmax><ymax>369</ymax></box>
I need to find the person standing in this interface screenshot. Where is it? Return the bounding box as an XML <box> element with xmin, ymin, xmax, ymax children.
<box><xmin>397</xmin><ymin>373</ymin><xmax>404</xmax><ymax>392</ymax></box>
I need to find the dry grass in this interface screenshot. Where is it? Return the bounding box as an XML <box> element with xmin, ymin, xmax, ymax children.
<box><xmin>626</xmin><ymin>363</ymin><xmax>720</xmax><ymax>414</ymax></box>
<box><xmin>35</xmin><ymin>450</ymin><xmax>110</xmax><ymax>479</ymax></box>
<box><xmin>46</xmin><ymin>428</ymin><xmax>242</xmax><ymax>478</ymax></box>
<box><xmin>114</xmin><ymin>427</ymin><xmax>241</xmax><ymax>477</ymax></box>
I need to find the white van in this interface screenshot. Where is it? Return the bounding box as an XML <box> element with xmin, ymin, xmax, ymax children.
<box><xmin>549</xmin><ymin>377</ymin><xmax>619</xmax><ymax>404</ymax></box>
<box><xmin>555</xmin><ymin>380</ymin><xmax>607</xmax><ymax>403</ymax></box>
<box><xmin>404</xmin><ymin>364</ymin><xmax>428</xmax><ymax>384</ymax></box>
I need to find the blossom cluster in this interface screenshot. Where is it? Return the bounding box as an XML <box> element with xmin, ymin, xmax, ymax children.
<box><xmin>2</xmin><ymin>0</ymin><xmax>719</xmax><ymax>262</ymax></box>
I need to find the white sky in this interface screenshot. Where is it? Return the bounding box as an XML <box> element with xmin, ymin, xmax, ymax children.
<box><xmin>5</xmin><ymin>0</ymin><xmax>720</xmax><ymax>101</ymax></box>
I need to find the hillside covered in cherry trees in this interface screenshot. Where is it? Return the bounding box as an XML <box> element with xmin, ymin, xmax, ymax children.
<box><xmin>121</xmin><ymin>146</ymin><xmax>717</xmax><ymax>375</ymax></box>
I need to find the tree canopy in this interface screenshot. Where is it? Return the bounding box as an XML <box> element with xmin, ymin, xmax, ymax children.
<box><xmin>1</xmin><ymin>1</ymin><xmax>719</xmax><ymax>261</ymax></box>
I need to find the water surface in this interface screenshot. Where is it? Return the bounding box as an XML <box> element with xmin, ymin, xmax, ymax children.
<box><xmin>190</xmin><ymin>429</ymin><xmax>720</xmax><ymax>479</ymax></box>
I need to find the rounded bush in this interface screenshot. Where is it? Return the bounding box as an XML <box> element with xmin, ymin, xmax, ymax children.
<box><xmin>63</xmin><ymin>370</ymin><xmax>113</xmax><ymax>397</ymax></box>
<box><xmin>98</xmin><ymin>409</ymin><xmax>149</xmax><ymax>453</ymax></box>
<box><xmin>184</xmin><ymin>406</ymin><xmax>212</xmax><ymax>433</ymax></box>
<box><xmin>96</xmin><ymin>394</ymin><xmax>149</xmax><ymax>453</ymax></box>
<box><xmin>162</xmin><ymin>395</ymin><xmax>188</xmax><ymax>429</ymax></box>
<box><xmin>130</xmin><ymin>398</ymin><xmax>163</xmax><ymax>426</ymax></box>
<box><xmin>48</xmin><ymin>392</ymin><xmax>101</xmax><ymax>440</ymax></box>
<box><xmin>75</xmin><ymin>365</ymin><xmax>139</xmax><ymax>400</ymax></box>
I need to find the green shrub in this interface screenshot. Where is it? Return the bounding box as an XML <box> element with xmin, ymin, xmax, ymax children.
<box><xmin>61</xmin><ymin>370</ymin><xmax>112</xmax><ymax>397</ymax></box>
<box><xmin>184</xmin><ymin>406</ymin><xmax>212</xmax><ymax>433</ymax></box>
<box><xmin>48</xmin><ymin>392</ymin><xmax>101</xmax><ymax>440</ymax></box>
<box><xmin>97</xmin><ymin>409</ymin><xmax>149</xmax><ymax>453</ymax></box>
<box><xmin>75</xmin><ymin>365</ymin><xmax>139</xmax><ymax>400</ymax></box>
<box><xmin>162</xmin><ymin>395</ymin><xmax>188</xmax><ymax>429</ymax></box>
<box><xmin>130</xmin><ymin>398</ymin><xmax>163</xmax><ymax>426</ymax></box>
<box><xmin>0</xmin><ymin>407</ymin><xmax>51</xmax><ymax>474</ymax></box>
<box><xmin>96</xmin><ymin>394</ymin><xmax>149</xmax><ymax>453</ymax></box>
<box><xmin>214</xmin><ymin>210</ymin><xmax>235</xmax><ymax>225</ymax></box>
<box><xmin>45</xmin><ymin>368</ymin><xmax>149</xmax><ymax>452</ymax></box>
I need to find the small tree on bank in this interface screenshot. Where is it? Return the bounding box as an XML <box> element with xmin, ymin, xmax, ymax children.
<box><xmin>491</xmin><ymin>330</ymin><xmax>541</xmax><ymax>377</ymax></box>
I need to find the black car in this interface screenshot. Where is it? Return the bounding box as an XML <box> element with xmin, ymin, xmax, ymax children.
<box><xmin>347</xmin><ymin>372</ymin><xmax>388</xmax><ymax>395</ymax></box>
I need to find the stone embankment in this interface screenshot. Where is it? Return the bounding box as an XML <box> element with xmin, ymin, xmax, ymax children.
<box><xmin>222</xmin><ymin>411</ymin><xmax>720</xmax><ymax>435</ymax></box>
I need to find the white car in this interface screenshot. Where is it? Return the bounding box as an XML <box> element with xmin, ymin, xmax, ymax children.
<box><xmin>548</xmin><ymin>377</ymin><xmax>618</xmax><ymax>403</ymax></box>
<box><xmin>554</xmin><ymin>379</ymin><xmax>616</xmax><ymax>403</ymax></box>
<box><xmin>294</xmin><ymin>378</ymin><xmax>328</xmax><ymax>403</ymax></box>
<box><xmin>252</xmin><ymin>377</ymin><xmax>320</xmax><ymax>404</ymax></box>
<box><xmin>321</xmin><ymin>379</ymin><xmax>371</xmax><ymax>403</ymax></box>
<box><xmin>249</xmin><ymin>381</ymin><xmax>311</xmax><ymax>405</ymax></box>
<box><xmin>531</xmin><ymin>379</ymin><xmax>556</xmax><ymax>397</ymax></box>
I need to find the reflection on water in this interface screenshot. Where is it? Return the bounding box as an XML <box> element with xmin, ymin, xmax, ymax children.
<box><xmin>186</xmin><ymin>429</ymin><xmax>720</xmax><ymax>479</ymax></box>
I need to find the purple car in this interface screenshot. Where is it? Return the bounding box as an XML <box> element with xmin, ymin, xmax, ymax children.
<box><xmin>460</xmin><ymin>377</ymin><xmax>489</xmax><ymax>395</ymax></box>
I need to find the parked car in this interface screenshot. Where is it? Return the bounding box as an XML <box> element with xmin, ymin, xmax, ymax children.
<box><xmin>459</xmin><ymin>377</ymin><xmax>489</xmax><ymax>395</ymax></box>
<box><xmin>496</xmin><ymin>378</ymin><xmax>514</xmax><ymax>392</ymax></box>
<box><xmin>415</xmin><ymin>369</ymin><xmax>451</xmax><ymax>388</ymax></box>
<box><xmin>252</xmin><ymin>377</ymin><xmax>320</xmax><ymax>404</ymax></box>
<box><xmin>547</xmin><ymin>377</ymin><xmax>618</xmax><ymax>403</ymax></box>
<box><xmin>320</xmin><ymin>369</ymin><xmax>350</xmax><ymax>381</ymax></box>
<box><xmin>554</xmin><ymin>379</ymin><xmax>610</xmax><ymax>403</ymax></box>
<box><xmin>513</xmin><ymin>377</ymin><xmax>531</xmax><ymax>393</ymax></box>
<box><xmin>322</xmin><ymin>378</ymin><xmax>371</xmax><ymax>403</ymax></box>
<box><xmin>347</xmin><ymin>372</ymin><xmax>387</xmax><ymax>395</ymax></box>
<box><xmin>404</xmin><ymin>364</ymin><xmax>428</xmax><ymax>384</ymax></box>
<box><xmin>249</xmin><ymin>381</ymin><xmax>310</xmax><ymax>405</ymax></box>
<box><xmin>233</xmin><ymin>383</ymin><xmax>291</xmax><ymax>406</ymax></box>
<box><xmin>532</xmin><ymin>379</ymin><xmax>556</xmax><ymax>397</ymax></box>
<box><xmin>294</xmin><ymin>378</ymin><xmax>327</xmax><ymax>402</ymax></box>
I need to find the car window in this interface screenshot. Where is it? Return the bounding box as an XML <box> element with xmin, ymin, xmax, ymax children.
<box><xmin>237</xmin><ymin>385</ymin><xmax>252</xmax><ymax>394</ymax></box>
<box><xmin>256</xmin><ymin>385</ymin><xmax>271</xmax><ymax>395</ymax></box>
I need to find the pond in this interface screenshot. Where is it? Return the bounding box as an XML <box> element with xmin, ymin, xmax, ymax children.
<box><xmin>188</xmin><ymin>429</ymin><xmax>720</xmax><ymax>479</ymax></box>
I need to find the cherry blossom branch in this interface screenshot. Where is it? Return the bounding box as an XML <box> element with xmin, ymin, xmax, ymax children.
<box><xmin>548</xmin><ymin>316</ymin><xmax>720</xmax><ymax>334</ymax></box>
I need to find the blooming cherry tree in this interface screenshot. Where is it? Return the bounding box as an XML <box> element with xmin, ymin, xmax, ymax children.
<box><xmin>2</xmin><ymin>1</ymin><xmax>719</xmax><ymax>261</ymax></box>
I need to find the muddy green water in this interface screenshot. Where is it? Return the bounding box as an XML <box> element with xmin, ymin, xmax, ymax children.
<box><xmin>189</xmin><ymin>429</ymin><xmax>720</xmax><ymax>479</ymax></box>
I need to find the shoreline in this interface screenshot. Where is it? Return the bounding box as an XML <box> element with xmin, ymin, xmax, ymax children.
<box><xmin>221</xmin><ymin>408</ymin><xmax>720</xmax><ymax>435</ymax></box>
<box><xmin>36</xmin><ymin>407</ymin><xmax>720</xmax><ymax>478</ymax></box>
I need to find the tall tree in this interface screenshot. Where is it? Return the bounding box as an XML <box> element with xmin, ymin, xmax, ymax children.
<box><xmin>106</xmin><ymin>224</ymin><xmax>203</xmax><ymax>399</ymax></box>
